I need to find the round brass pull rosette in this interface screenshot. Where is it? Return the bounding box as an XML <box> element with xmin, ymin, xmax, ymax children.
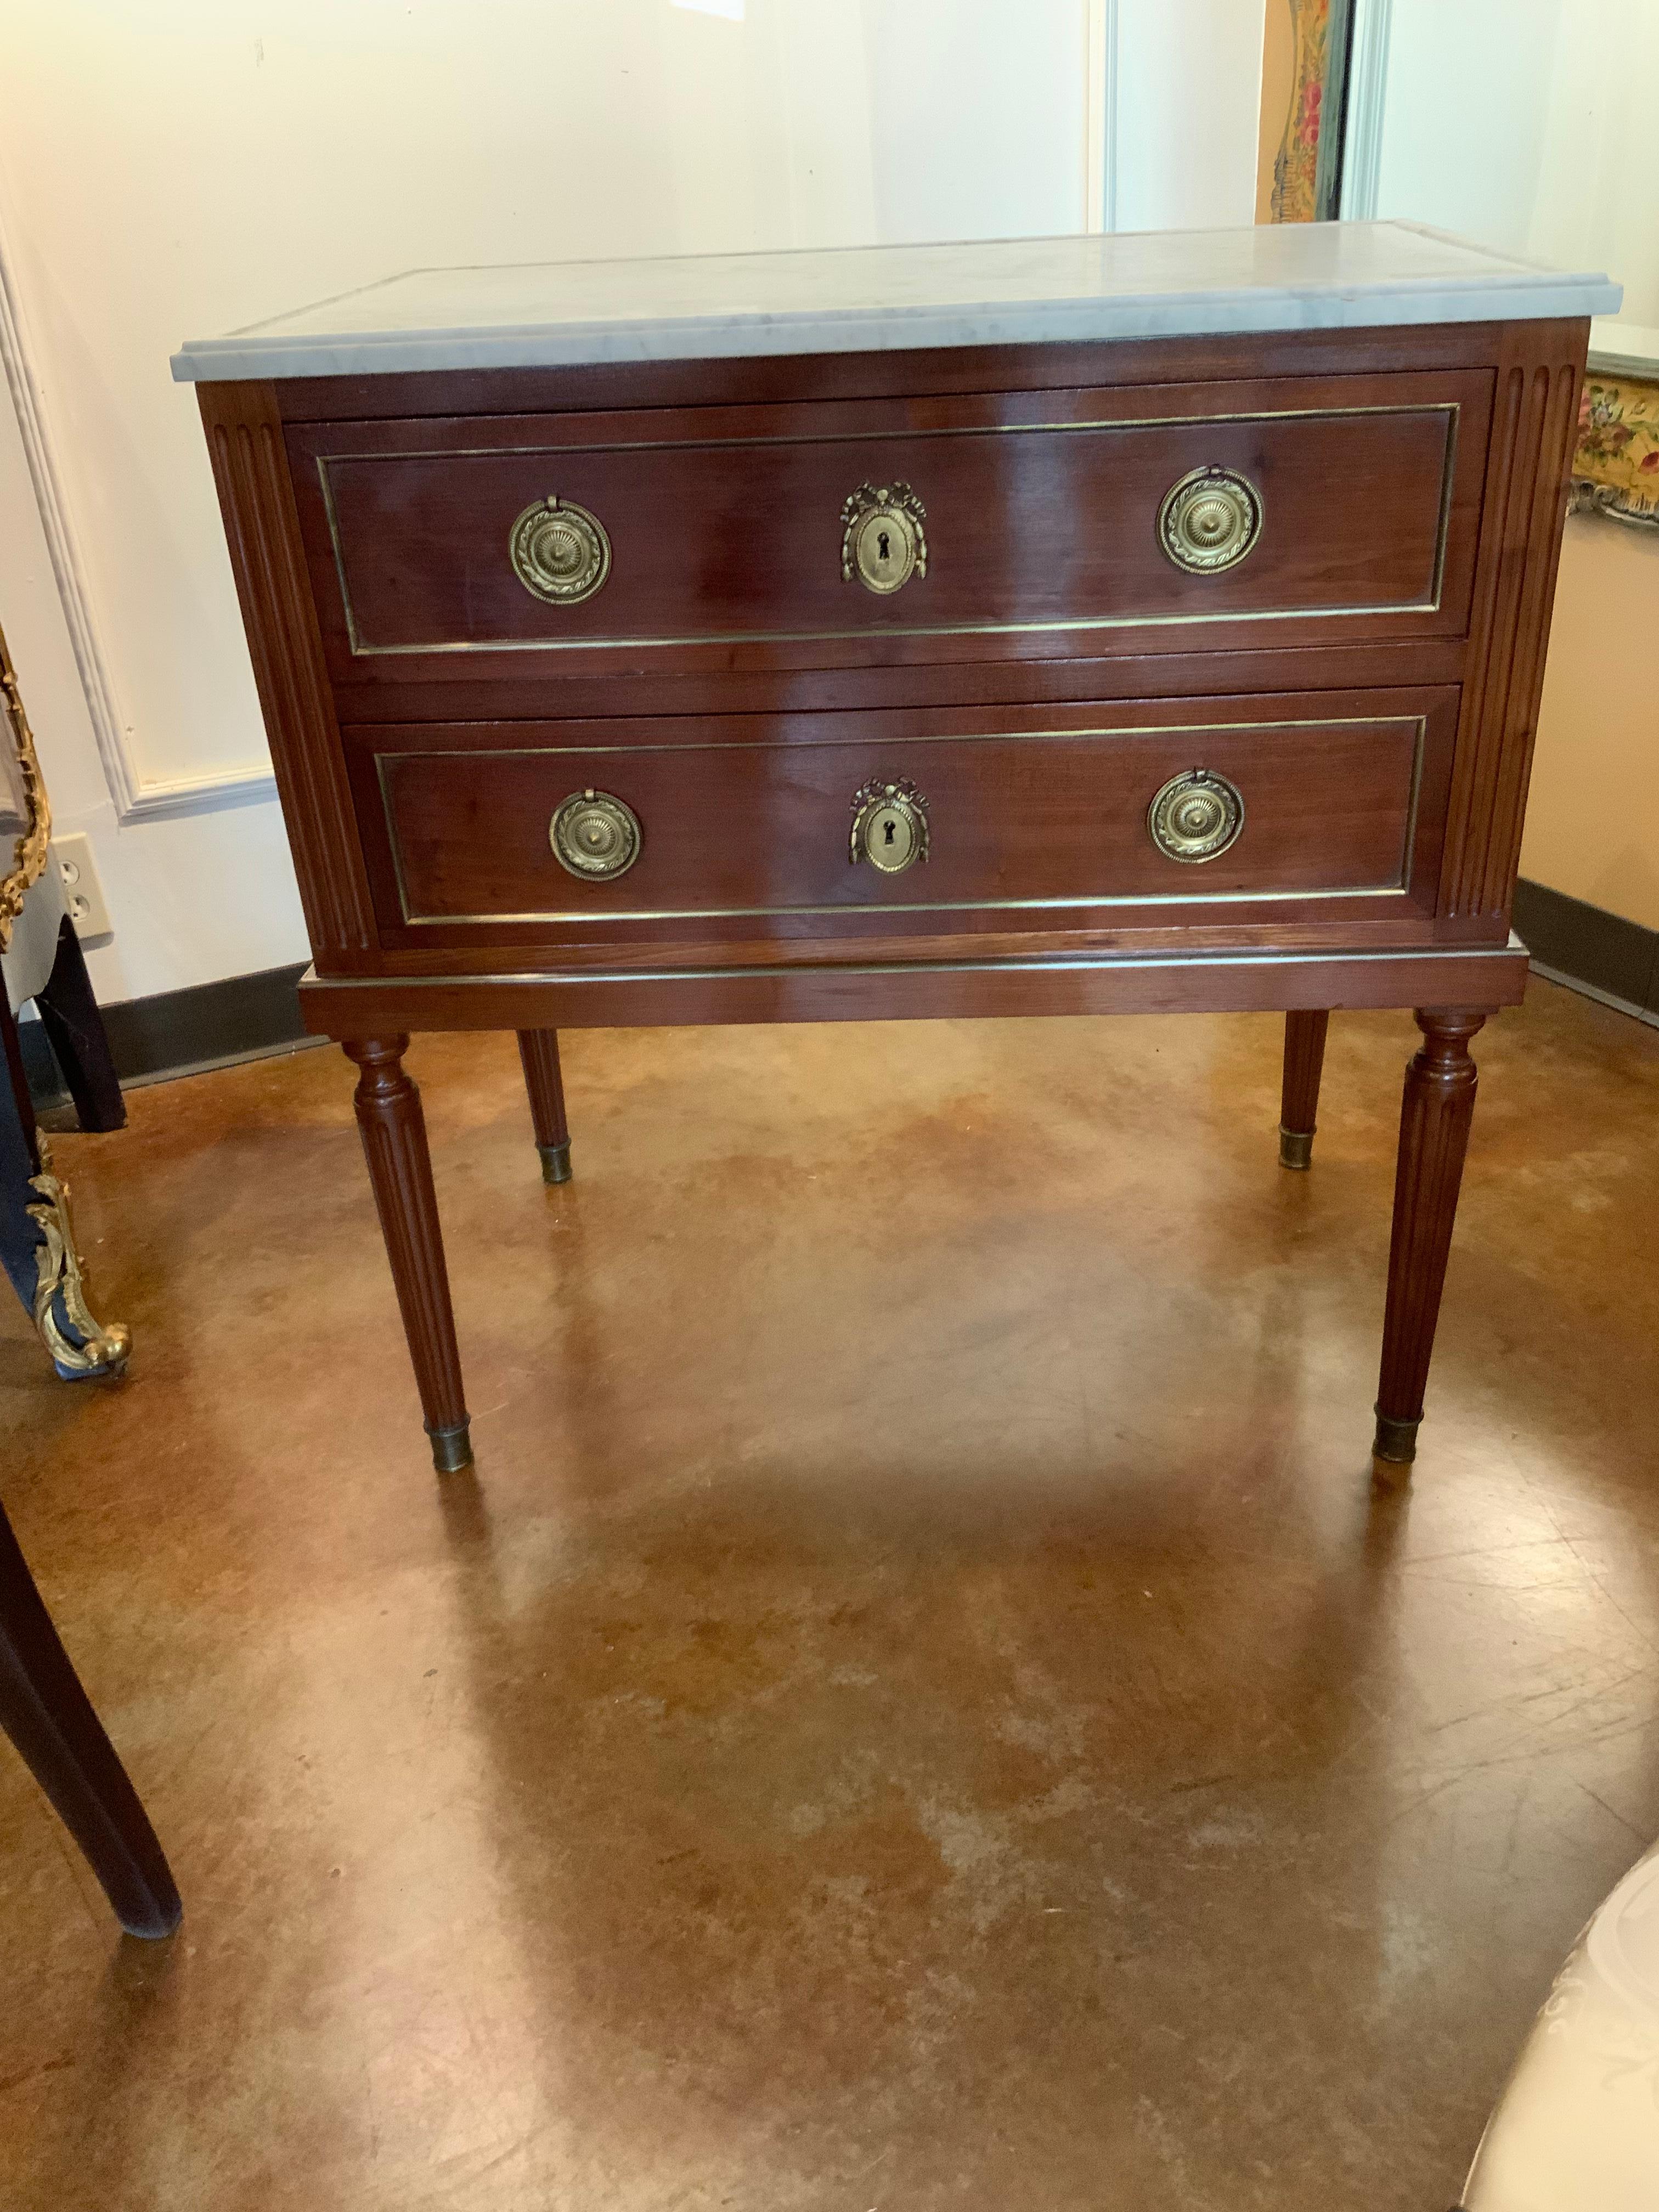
<box><xmin>1158</xmin><ymin>465</ymin><xmax>1263</xmax><ymax>575</ymax></box>
<box><xmin>510</xmin><ymin>495</ymin><xmax>612</xmax><ymax>605</ymax></box>
<box><xmin>550</xmin><ymin>788</ymin><xmax>641</xmax><ymax>881</ymax></box>
<box><xmin>1147</xmin><ymin>768</ymin><xmax>1244</xmax><ymax>864</ymax></box>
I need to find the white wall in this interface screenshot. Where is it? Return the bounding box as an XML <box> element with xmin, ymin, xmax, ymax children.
<box><xmin>0</xmin><ymin>0</ymin><xmax>1264</xmax><ymax>1004</ymax></box>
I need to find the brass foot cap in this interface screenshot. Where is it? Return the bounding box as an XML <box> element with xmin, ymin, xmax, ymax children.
<box><xmin>538</xmin><ymin>1140</ymin><xmax>573</xmax><ymax>1186</ymax></box>
<box><xmin>1371</xmin><ymin>1409</ymin><xmax>1421</xmax><ymax>1466</ymax></box>
<box><xmin>427</xmin><ymin>1420</ymin><xmax>473</xmax><ymax>1474</ymax></box>
<box><xmin>1278</xmin><ymin>1127</ymin><xmax>1314</xmax><ymax>1171</ymax></box>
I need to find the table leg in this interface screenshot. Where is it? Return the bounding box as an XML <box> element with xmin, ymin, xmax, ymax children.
<box><xmin>1373</xmin><ymin>1007</ymin><xmax>1488</xmax><ymax>1475</ymax></box>
<box><xmin>32</xmin><ymin>915</ymin><xmax>127</xmax><ymax>1133</ymax></box>
<box><xmin>1279</xmin><ymin>1009</ymin><xmax>1330</xmax><ymax>1170</ymax></box>
<box><xmin>0</xmin><ymin>1497</ymin><xmax>181</xmax><ymax>1938</ymax></box>
<box><xmin>343</xmin><ymin>1037</ymin><xmax>471</xmax><ymax>1472</ymax></box>
<box><xmin>516</xmin><ymin>1028</ymin><xmax>572</xmax><ymax>1184</ymax></box>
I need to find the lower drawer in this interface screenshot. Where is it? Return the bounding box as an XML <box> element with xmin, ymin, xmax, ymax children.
<box><xmin>347</xmin><ymin>690</ymin><xmax>1457</xmax><ymax>950</ymax></box>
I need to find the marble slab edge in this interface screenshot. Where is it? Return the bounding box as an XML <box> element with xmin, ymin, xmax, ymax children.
<box><xmin>172</xmin><ymin>279</ymin><xmax>1623</xmax><ymax>383</ymax></box>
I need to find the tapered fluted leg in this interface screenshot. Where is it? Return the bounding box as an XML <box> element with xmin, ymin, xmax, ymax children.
<box><xmin>516</xmin><ymin>1029</ymin><xmax>572</xmax><ymax>1184</ymax></box>
<box><xmin>1279</xmin><ymin>1009</ymin><xmax>1330</xmax><ymax>1170</ymax></box>
<box><xmin>1</xmin><ymin>1497</ymin><xmax>181</xmax><ymax>1938</ymax></box>
<box><xmin>344</xmin><ymin>1037</ymin><xmax>471</xmax><ymax>1472</ymax></box>
<box><xmin>1373</xmin><ymin>1008</ymin><xmax>1488</xmax><ymax>1474</ymax></box>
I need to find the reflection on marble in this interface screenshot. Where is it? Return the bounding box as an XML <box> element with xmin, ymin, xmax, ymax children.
<box><xmin>172</xmin><ymin>221</ymin><xmax>1621</xmax><ymax>383</ymax></box>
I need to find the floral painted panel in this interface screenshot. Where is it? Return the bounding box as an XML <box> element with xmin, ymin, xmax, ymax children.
<box><xmin>1572</xmin><ymin>376</ymin><xmax>1659</xmax><ymax>529</ymax></box>
<box><xmin>1271</xmin><ymin>0</ymin><xmax>1336</xmax><ymax>224</ymax></box>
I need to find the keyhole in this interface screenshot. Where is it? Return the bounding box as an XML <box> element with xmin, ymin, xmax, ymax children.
<box><xmin>877</xmin><ymin>529</ymin><xmax>891</xmax><ymax>563</ymax></box>
<box><xmin>883</xmin><ymin>819</ymin><xmax>896</xmax><ymax>846</ymax></box>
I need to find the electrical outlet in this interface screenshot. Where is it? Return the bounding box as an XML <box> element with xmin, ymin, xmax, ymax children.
<box><xmin>49</xmin><ymin>832</ymin><xmax>114</xmax><ymax>941</ymax></box>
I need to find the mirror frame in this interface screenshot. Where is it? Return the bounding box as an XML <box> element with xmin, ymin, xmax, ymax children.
<box><xmin>0</xmin><ymin>622</ymin><xmax>51</xmax><ymax>959</ymax></box>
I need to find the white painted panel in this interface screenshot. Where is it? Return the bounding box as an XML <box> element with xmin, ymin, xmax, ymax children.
<box><xmin>1114</xmin><ymin>0</ymin><xmax>1267</xmax><ymax>233</ymax></box>
<box><xmin>1374</xmin><ymin>0</ymin><xmax>1657</xmax><ymax>323</ymax></box>
<box><xmin>1527</xmin><ymin>1</ymin><xmax>1659</xmax><ymax>325</ymax></box>
<box><xmin>1373</xmin><ymin>0</ymin><xmax>1566</xmax><ymax>256</ymax></box>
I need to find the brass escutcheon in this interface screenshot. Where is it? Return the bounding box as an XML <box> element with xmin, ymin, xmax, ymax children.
<box><xmin>840</xmin><ymin>483</ymin><xmax>928</xmax><ymax>595</ymax></box>
<box><xmin>849</xmin><ymin>776</ymin><xmax>929</xmax><ymax>874</ymax></box>
<box><xmin>550</xmin><ymin>787</ymin><xmax>641</xmax><ymax>880</ymax></box>
<box><xmin>1158</xmin><ymin>465</ymin><xmax>1263</xmax><ymax>575</ymax></box>
<box><xmin>510</xmin><ymin>495</ymin><xmax>612</xmax><ymax>605</ymax></box>
<box><xmin>1147</xmin><ymin>768</ymin><xmax>1244</xmax><ymax>863</ymax></box>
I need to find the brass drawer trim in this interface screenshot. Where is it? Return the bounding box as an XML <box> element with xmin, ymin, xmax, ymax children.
<box><xmin>375</xmin><ymin>713</ymin><xmax>1426</xmax><ymax>929</ymax></box>
<box><xmin>319</xmin><ymin>401</ymin><xmax>1460</xmax><ymax>658</ymax></box>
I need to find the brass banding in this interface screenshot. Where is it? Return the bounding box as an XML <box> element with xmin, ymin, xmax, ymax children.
<box><xmin>319</xmin><ymin>401</ymin><xmax>1457</xmax><ymax>656</ymax></box>
<box><xmin>377</xmin><ymin>714</ymin><xmax>1424</xmax><ymax>924</ymax></box>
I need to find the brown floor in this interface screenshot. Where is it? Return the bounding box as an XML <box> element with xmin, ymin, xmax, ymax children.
<box><xmin>2</xmin><ymin>978</ymin><xmax>1658</xmax><ymax>2211</ymax></box>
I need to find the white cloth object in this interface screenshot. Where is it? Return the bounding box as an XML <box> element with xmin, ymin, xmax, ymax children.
<box><xmin>1463</xmin><ymin>1842</ymin><xmax>1659</xmax><ymax>2209</ymax></box>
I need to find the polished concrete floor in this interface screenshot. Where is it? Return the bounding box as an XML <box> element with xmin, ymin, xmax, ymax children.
<box><xmin>3</xmin><ymin>979</ymin><xmax>1658</xmax><ymax>2211</ymax></box>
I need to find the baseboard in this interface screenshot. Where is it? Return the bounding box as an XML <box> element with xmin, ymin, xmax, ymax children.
<box><xmin>1512</xmin><ymin>878</ymin><xmax>1659</xmax><ymax>1026</ymax></box>
<box><xmin>21</xmin><ymin>960</ymin><xmax>316</xmax><ymax>1110</ymax></box>
<box><xmin>18</xmin><ymin>887</ymin><xmax>1659</xmax><ymax>1113</ymax></box>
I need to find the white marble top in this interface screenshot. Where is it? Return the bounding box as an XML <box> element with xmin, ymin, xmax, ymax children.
<box><xmin>172</xmin><ymin>222</ymin><xmax>1620</xmax><ymax>383</ymax></box>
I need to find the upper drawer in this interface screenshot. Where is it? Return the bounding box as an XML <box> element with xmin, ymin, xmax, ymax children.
<box><xmin>289</xmin><ymin>369</ymin><xmax>1491</xmax><ymax>683</ymax></box>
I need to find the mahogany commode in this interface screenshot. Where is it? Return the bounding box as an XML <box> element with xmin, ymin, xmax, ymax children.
<box><xmin>174</xmin><ymin>225</ymin><xmax>1618</xmax><ymax>1476</ymax></box>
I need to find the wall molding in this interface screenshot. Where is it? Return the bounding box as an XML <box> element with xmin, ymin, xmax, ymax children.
<box><xmin>1085</xmin><ymin>0</ymin><xmax>1120</xmax><ymax>233</ymax></box>
<box><xmin>0</xmin><ymin>213</ymin><xmax>276</xmax><ymax>825</ymax></box>
<box><xmin>1512</xmin><ymin>878</ymin><xmax>1659</xmax><ymax>1029</ymax></box>
<box><xmin>19</xmin><ymin>958</ymin><xmax>314</xmax><ymax>1107</ymax></box>
<box><xmin>116</xmin><ymin>760</ymin><xmax>279</xmax><ymax>821</ymax></box>
<box><xmin>1340</xmin><ymin>0</ymin><xmax>1392</xmax><ymax>219</ymax></box>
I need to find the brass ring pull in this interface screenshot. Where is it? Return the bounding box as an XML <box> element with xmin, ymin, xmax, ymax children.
<box><xmin>850</xmin><ymin>777</ymin><xmax>929</xmax><ymax>874</ymax></box>
<box><xmin>510</xmin><ymin>495</ymin><xmax>611</xmax><ymax>605</ymax></box>
<box><xmin>1158</xmin><ymin>466</ymin><xmax>1262</xmax><ymax>575</ymax></box>
<box><xmin>550</xmin><ymin>788</ymin><xmax>641</xmax><ymax>880</ymax></box>
<box><xmin>840</xmin><ymin>483</ymin><xmax>927</xmax><ymax>595</ymax></box>
<box><xmin>1147</xmin><ymin>769</ymin><xmax>1244</xmax><ymax>864</ymax></box>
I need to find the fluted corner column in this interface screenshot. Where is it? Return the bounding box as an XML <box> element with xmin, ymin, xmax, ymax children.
<box><xmin>343</xmin><ymin>1037</ymin><xmax>471</xmax><ymax>1472</ymax></box>
<box><xmin>1373</xmin><ymin>1008</ymin><xmax>1489</xmax><ymax>1475</ymax></box>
